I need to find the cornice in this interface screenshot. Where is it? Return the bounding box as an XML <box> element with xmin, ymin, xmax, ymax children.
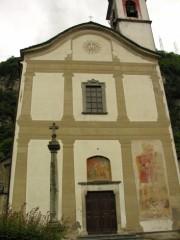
<box><xmin>20</xmin><ymin>22</ymin><xmax>159</xmax><ymax>61</ymax></box>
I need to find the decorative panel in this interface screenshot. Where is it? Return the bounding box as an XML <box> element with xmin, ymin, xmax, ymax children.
<box><xmin>87</xmin><ymin>156</ymin><xmax>112</xmax><ymax>182</ymax></box>
<box><xmin>132</xmin><ymin>140</ymin><xmax>171</xmax><ymax>221</ymax></box>
<box><xmin>123</xmin><ymin>75</ymin><xmax>158</xmax><ymax>121</ymax></box>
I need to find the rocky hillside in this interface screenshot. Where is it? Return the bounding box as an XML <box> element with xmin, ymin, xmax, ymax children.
<box><xmin>0</xmin><ymin>57</ymin><xmax>20</xmax><ymax>159</ymax></box>
<box><xmin>0</xmin><ymin>53</ymin><xmax>180</xmax><ymax>160</ymax></box>
<box><xmin>158</xmin><ymin>51</ymin><xmax>180</xmax><ymax>159</ymax></box>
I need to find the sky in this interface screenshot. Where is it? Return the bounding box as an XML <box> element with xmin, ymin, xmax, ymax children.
<box><xmin>0</xmin><ymin>0</ymin><xmax>180</xmax><ymax>62</ymax></box>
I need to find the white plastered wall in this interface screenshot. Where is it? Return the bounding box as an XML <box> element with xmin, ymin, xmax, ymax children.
<box><xmin>139</xmin><ymin>0</ymin><xmax>150</xmax><ymax>20</ymax></box>
<box><xmin>141</xmin><ymin>220</ymin><xmax>173</xmax><ymax>232</ymax></box>
<box><xmin>118</xmin><ymin>23</ymin><xmax>155</xmax><ymax>51</ymax></box>
<box><xmin>112</xmin><ymin>41</ymin><xmax>150</xmax><ymax>63</ymax></box>
<box><xmin>74</xmin><ymin>140</ymin><xmax>126</xmax><ymax>233</ymax></box>
<box><xmin>115</xmin><ymin>0</ymin><xmax>125</xmax><ymax>18</ymax></box>
<box><xmin>123</xmin><ymin>75</ymin><xmax>158</xmax><ymax>121</ymax></box>
<box><xmin>114</xmin><ymin>0</ymin><xmax>155</xmax><ymax>50</ymax></box>
<box><xmin>26</xmin><ymin>140</ymin><xmax>63</xmax><ymax>217</ymax></box>
<box><xmin>72</xmin><ymin>34</ymin><xmax>112</xmax><ymax>62</ymax></box>
<box><xmin>31</xmin><ymin>73</ymin><xmax>64</xmax><ymax>120</ymax></box>
<box><xmin>72</xmin><ymin>73</ymin><xmax>118</xmax><ymax>121</ymax></box>
<box><xmin>31</xmin><ymin>40</ymin><xmax>72</xmax><ymax>61</ymax></box>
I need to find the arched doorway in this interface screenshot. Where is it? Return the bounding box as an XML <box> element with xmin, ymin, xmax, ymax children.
<box><xmin>86</xmin><ymin>156</ymin><xmax>117</xmax><ymax>234</ymax></box>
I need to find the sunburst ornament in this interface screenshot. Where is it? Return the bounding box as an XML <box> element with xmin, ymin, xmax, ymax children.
<box><xmin>82</xmin><ymin>40</ymin><xmax>101</xmax><ymax>54</ymax></box>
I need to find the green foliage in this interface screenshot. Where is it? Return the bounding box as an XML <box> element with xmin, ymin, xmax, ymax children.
<box><xmin>158</xmin><ymin>51</ymin><xmax>180</xmax><ymax>102</ymax></box>
<box><xmin>0</xmin><ymin>56</ymin><xmax>20</xmax><ymax>90</ymax></box>
<box><xmin>0</xmin><ymin>56</ymin><xmax>20</xmax><ymax>159</ymax></box>
<box><xmin>0</xmin><ymin>90</ymin><xmax>18</xmax><ymax>122</ymax></box>
<box><xmin>158</xmin><ymin>51</ymin><xmax>180</xmax><ymax>159</ymax></box>
<box><xmin>0</xmin><ymin>90</ymin><xmax>18</xmax><ymax>159</ymax></box>
<box><xmin>174</xmin><ymin>132</ymin><xmax>180</xmax><ymax>160</ymax></box>
<box><xmin>0</xmin><ymin>138</ymin><xmax>13</xmax><ymax>159</ymax></box>
<box><xmin>0</xmin><ymin>206</ymin><xmax>70</xmax><ymax>240</ymax></box>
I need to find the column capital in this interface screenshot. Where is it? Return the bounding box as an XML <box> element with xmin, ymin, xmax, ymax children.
<box><xmin>62</xmin><ymin>139</ymin><xmax>75</xmax><ymax>148</ymax></box>
<box><xmin>24</xmin><ymin>72</ymin><xmax>35</xmax><ymax>78</ymax></box>
<box><xmin>63</xmin><ymin>72</ymin><xmax>74</xmax><ymax>78</ymax></box>
<box><xmin>113</xmin><ymin>73</ymin><xmax>123</xmax><ymax>79</ymax></box>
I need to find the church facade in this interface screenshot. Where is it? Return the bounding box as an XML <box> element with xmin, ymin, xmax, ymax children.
<box><xmin>9</xmin><ymin>0</ymin><xmax>180</xmax><ymax>238</ymax></box>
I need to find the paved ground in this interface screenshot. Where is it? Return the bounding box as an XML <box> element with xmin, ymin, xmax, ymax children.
<box><xmin>142</xmin><ymin>230</ymin><xmax>180</xmax><ymax>240</ymax></box>
<box><xmin>64</xmin><ymin>230</ymin><xmax>180</xmax><ymax>240</ymax></box>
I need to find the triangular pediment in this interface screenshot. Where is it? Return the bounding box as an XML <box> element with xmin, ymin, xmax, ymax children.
<box><xmin>21</xmin><ymin>22</ymin><xmax>159</xmax><ymax>63</ymax></box>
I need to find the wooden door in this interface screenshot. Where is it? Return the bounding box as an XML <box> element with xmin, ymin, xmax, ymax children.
<box><xmin>86</xmin><ymin>191</ymin><xmax>117</xmax><ymax>234</ymax></box>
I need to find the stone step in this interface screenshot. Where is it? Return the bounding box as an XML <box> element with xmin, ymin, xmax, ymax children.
<box><xmin>77</xmin><ymin>233</ymin><xmax>147</xmax><ymax>240</ymax></box>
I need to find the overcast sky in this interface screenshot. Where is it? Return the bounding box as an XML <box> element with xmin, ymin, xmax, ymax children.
<box><xmin>0</xmin><ymin>0</ymin><xmax>180</xmax><ymax>62</ymax></box>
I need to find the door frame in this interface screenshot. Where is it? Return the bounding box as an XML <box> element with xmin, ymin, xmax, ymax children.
<box><xmin>80</xmin><ymin>182</ymin><xmax>122</xmax><ymax>236</ymax></box>
<box><xmin>86</xmin><ymin>190</ymin><xmax>117</xmax><ymax>234</ymax></box>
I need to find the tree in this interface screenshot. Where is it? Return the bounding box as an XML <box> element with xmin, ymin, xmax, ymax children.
<box><xmin>158</xmin><ymin>51</ymin><xmax>180</xmax><ymax>159</ymax></box>
<box><xmin>0</xmin><ymin>57</ymin><xmax>20</xmax><ymax>159</ymax></box>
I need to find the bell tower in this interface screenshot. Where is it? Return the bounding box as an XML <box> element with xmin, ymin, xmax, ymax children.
<box><xmin>106</xmin><ymin>0</ymin><xmax>156</xmax><ymax>50</ymax></box>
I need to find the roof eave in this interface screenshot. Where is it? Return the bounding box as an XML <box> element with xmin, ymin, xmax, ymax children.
<box><xmin>20</xmin><ymin>21</ymin><xmax>160</xmax><ymax>60</ymax></box>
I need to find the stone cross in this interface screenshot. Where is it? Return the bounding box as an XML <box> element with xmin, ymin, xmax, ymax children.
<box><xmin>89</xmin><ymin>15</ymin><xmax>93</xmax><ymax>21</ymax></box>
<box><xmin>49</xmin><ymin>122</ymin><xmax>59</xmax><ymax>136</ymax></box>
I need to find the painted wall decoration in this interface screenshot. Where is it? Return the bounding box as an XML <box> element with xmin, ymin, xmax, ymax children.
<box><xmin>87</xmin><ymin>156</ymin><xmax>112</xmax><ymax>182</ymax></box>
<box><xmin>132</xmin><ymin>141</ymin><xmax>171</xmax><ymax>221</ymax></box>
<box><xmin>82</xmin><ymin>40</ymin><xmax>101</xmax><ymax>55</ymax></box>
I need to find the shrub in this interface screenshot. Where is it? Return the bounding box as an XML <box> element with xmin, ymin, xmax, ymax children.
<box><xmin>0</xmin><ymin>205</ymin><xmax>70</xmax><ymax>240</ymax></box>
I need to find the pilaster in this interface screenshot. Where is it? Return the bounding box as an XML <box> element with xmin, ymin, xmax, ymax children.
<box><xmin>121</xmin><ymin>141</ymin><xmax>142</xmax><ymax>232</ymax></box>
<box><xmin>12</xmin><ymin>139</ymin><xmax>29</xmax><ymax>211</ymax></box>
<box><xmin>19</xmin><ymin>72</ymin><xmax>34</xmax><ymax>120</ymax></box>
<box><xmin>114</xmin><ymin>73</ymin><xmax>129</xmax><ymax>122</ymax></box>
<box><xmin>61</xmin><ymin>71</ymin><xmax>75</xmax><ymax>123</ymax></box>
<box><xmin>61</xmin><ymin>139</ymin><xmax>76</xmax><ymax>222</ymax></box>
<box><xmin>150</xmin><ymin>72</ymin><xmax>169</xmax><ymax>124</ymax></box>
<box><xmin>162</xmin><ymin>140</ymin><xmax>180</xmax><ymax>229</ymax></box>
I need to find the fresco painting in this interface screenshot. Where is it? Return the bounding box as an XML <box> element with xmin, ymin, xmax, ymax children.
<box><xmin>87</xmin><ymin>156</ymin><xmax>111</xmax><ymax>182</ymax></box>
<box><xmin>133</xmin><ymin>142</ymin><xmax>171</xmax><ymax>220</ymax></box>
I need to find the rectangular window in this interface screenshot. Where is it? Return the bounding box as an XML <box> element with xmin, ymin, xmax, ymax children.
<box><xmin>86</xmin><ymin>86</ymin><xmax>103</xmax><ymax>113</ymax></box>
<box><xmin>82</xmin><ymin>79</ymin><xmax>107</xmax><ymax>114</ymax></box>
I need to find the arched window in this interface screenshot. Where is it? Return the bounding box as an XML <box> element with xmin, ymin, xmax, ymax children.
<box><xmin>126</xmin><ymin>0</ymin><xmax>138</xmax><ymax>18</ymax></box>
<box><xmin>87</xmin><ymin>156</ymin><xmax>112</xmax><ymax>182</ymax></box>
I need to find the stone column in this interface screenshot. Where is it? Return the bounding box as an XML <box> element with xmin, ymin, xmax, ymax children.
<box><xmin>121</xmin><ymin>141</ymin><xmax>142</xmax><ymax>232</ymax></box>
<box><xmin>48</xmin><ymin>123</ymin><xmax>60</xmax><ymax>223</ymax></box>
